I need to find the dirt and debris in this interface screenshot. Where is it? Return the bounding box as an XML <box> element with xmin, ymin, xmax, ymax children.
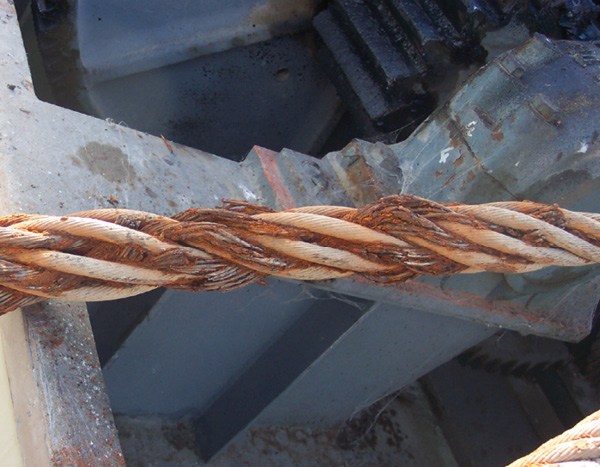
<box><xmin>114</xmin><ymin>383</ymin><xmax>457</xmax><ymax>466</ymax></box>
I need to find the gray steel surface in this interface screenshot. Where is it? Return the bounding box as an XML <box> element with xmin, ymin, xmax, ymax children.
<box><xmin>256</xmin><ymin>301</ymin><xmax>495</xmax><ymax>427</ymax></box>
<box><xmin>82</xmin><ymin>35</ymin><xmax>341</xmax><ymax>160</ymax></box>
<box><xmin>103</xmin><ymin>280</ymin><xmax>332</xmax><ymax>415</ymax></box>
<box><xmin>77</xmin><ymin>0</ymin><xmax>315</xmax><ymax>80</ymax></box>
<box><xmin>64</xmin><ymin>0</ymin><xmax>338</xmax><ymax>160</ymax></box>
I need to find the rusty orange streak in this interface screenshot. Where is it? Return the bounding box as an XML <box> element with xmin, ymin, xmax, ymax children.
<box><xmin>254</xmin><ymin>146</ymin><xmax>296</xmax><ymax>210</ymax></box>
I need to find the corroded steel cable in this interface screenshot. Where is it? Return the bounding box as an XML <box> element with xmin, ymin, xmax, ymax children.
<box><xmin>0</xmin><ymin>194</ymin><xmax>598</xmax><ymax>313</ymax></box>
<box><xmin>507</xmin><ymin>409</ymin><xmax>600</xmax><ymax>466</ymax></box>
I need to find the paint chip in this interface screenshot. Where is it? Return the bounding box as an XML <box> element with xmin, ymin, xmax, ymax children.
<box><xmin>578</xmin><ymin>142</ymin><xmax>589</xmax><ymax>154</ymax></box>
<box><xmin>465</xmin><ymin>121</ymin><xmax>477</xmax><ymax>137</ymax></box>
<box><xmin>439</xmin><ymin>148</ymin><xmax>453</xmax><ymax>164</ymax></box>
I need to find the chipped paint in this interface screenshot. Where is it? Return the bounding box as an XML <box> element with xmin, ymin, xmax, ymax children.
<box><xmin>239</xmin><ymin>184</ymin><xmax>257</xmax><ymax>202</ymax></box>
<box><xmin>439</xmin><ymin>148</ymin><xmax>453</xmax><ymax>164</ymax></box>
<box><xmin>465</xmin><ymin>121</ymin><xmax>477</xmax><ymax>137</ymax></box>
<box><xmin>578</xmin><ymin>142</ymin><xmax>589</xmax><ymax>154</ymax></box>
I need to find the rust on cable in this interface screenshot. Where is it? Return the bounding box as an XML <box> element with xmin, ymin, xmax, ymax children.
<box><xmin>507</xmin><ymin>408</ymin><xmax>600</xmax><ymax>466</ymax></box>
<box><xmin>0</xmin><ymin>194</ymin><xmax>598</xmax><ymax>314</ymax></box>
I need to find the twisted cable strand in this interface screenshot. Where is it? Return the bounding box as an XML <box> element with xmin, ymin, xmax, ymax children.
<box><xmin>0</xmin><ymin>194</ymin><xmax>597</xmax><ymax>313</ymax></box>
<box><xmin>507</xmin><ymin>411</ymin><xmax>600</xmax><ymax>466</ymax></box>
<box><xmin>4</xmin><ymin>193</ymin><xmax>600</xmax><ymax>466</ymax></box>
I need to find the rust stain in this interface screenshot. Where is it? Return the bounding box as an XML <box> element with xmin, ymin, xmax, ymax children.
<box><xmin>453</xmin><ymin>154</ymin><xmax>465</xmax><ymax>167</ymax></box>
<box><xmin>342</xmin><ymin>156</ymin><xmax>380</xmax><ymax>206</ymax></box>
<box><xmin>47</xmin><ymin>336</ymin><xmax>64</xmax><ymax>348</ymax></box>
<box><xmin>249</xmin><ymin>0</ymin><xmax>313</xmax><ymax>26</ymax></box>
<box><xmin>107</xmin><ymin>195</ymin><xmax>120</xmax><ymax>206</ymax></box>
<box><xmin>350</xmin><ymin>276</ymin><xmax>562</xmax><ymax>331</ymax></box>
<box><xmin>491</xmin><ymin>131</ymin><xmax>504</xmax><ymax>142</ymax></box>
<box><xmin>443</xmin><ymin>174</ymin><xmax>456</xmax><ymax>186</ymax></box>
<box><xmin>160</xmin><ymin>134</ymin><xmax>173</xmax><ymax>153</ymax></box>
<box><xmin>467</xmin><ymin>170</ymin><xmax>476</xmax><ymax>182</ymax></box>
<box><xmin>255</xmin><ymin>146</ymin><xmax>296</xmax><ymax>210</ymax></box>
<box><xmin>21</xmin><ymin>78</ymin><xmax>34</xmax><ymax>94</ymax></box>
<box><xmin>434</xmin><ymin>170</ymin><xmax>443</xmax><ymax>178</ymax></box>
<box><xmin>0</xmin><ymin>192</ymin><xmax>590</xmax><ymax>342</ymax></box>
<box><xmin>472</xmin><ymin>105</ymin><xmax>505</xmax><ymax>142</ymax></box>
<box><xmin>51</xmin><ymin>445</ymin><xmax>125</xmax><ymax>467</ymax></box>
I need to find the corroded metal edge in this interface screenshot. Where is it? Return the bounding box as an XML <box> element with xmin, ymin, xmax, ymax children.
<box><xmin>0</xmin><ymin>303</ymin><xmax>124</xmax><ymax>467</ymax></box>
